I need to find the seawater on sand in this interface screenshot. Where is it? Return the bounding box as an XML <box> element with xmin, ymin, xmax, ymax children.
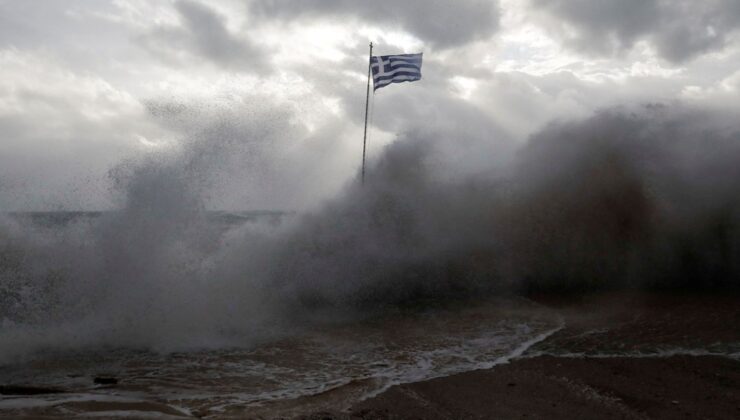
<box><xmin>0</xmin><ymin>298</ymin><xmax>561</xmax><ymax>418</ymax></box>
<box><xmin>350</xmin><ymin>293</ymin><xmax>740</xmax><ymax>420</ymax></box>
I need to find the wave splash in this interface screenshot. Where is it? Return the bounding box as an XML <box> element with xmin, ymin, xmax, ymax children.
<box><xmin>1</xmin><ymin>104</ymin><xmax>739</xmax><ymax>362</ymax></box>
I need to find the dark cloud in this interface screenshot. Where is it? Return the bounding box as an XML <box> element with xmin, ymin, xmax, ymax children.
<box><xmin>531</xmin><ymin>0</ymin><xmax>740</xmax><ymax>62</ymax></box>
<box><xmin>139</xmin><ymin>0</ymin><xmax>269</xmax><ymax>72</ymax></box>
<box><xmin>251</xmin><ymin>0</ymin><xmax>500</xmax><ymax>49</ymax></box>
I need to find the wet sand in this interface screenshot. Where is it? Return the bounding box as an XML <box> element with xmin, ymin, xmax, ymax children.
<box><xmin>346</xmin><ymin>355</ymin><xmax>740</xmax><ymax>420</ymax></box>
<box><xmin>309</xmin><ymin>293</ymin><xmax>740</xmax><ymax>420</ymax></box>
<box><xmin>2</xmin><ymin>293</ymin><xmax>739</xmax><ymax>418</ymax></box>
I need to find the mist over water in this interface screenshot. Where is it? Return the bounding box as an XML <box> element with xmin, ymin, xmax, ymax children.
<box><xmin>1</xmin><ymin>104</ymin><xmax>739</xmax><ymax>363</ymax></box>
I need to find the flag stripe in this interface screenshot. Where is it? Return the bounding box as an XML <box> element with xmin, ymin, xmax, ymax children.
<box><xmin>384</xmin><ymin>54</ymin><xmax>422</xmax><ymax>63</ymax></box>
<box><xmin>374</xmin><ymin>71</ymin><xmax>422</xmax><ymax>83</ymax></box>
<box><xmin>375</xmin><ymin>74</ymin><xmax>422</xmax><ymax>83</ymax></box>
<box><xmin>386</xmin><ymin>58</ymin><xmax>421</xmax><ymax>66</ymax></box>
<box><xmin>374</xmin><ymin>75</ymin><xmax>421</xmax><ymax>90</ymax></box>
<box><xmin>373</xmin><ymin>66</ymin><xmax>420</xmax><ymax>78</ymax></box>
<box><xmin>373</xmin><ymin>62</ymin><xmax>418</xmax><ymax>71</ymax></box>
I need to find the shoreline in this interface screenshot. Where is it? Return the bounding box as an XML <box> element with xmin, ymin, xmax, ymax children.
<box><xmin>345</xmin><ymin>354</ymin><xmax>740</xmax><ymax>420</ymax></box>
<box><xmin>1</xmin><ymin>292</ymin><xmax>738</xmax><ymax>418</ymax></box>
<box><xmin>304</xmin><ymin>292</ymin><xmax>740</xmax><ymax>419</ymax></box>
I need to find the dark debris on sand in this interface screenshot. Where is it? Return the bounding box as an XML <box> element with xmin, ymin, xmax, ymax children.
<box><xmin>0</xmin><ymin>385</ymin><xmax>66</xmax><ymax>396</ymax></box>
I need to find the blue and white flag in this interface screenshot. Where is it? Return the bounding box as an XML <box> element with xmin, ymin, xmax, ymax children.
<box><xmin>370</xmin><ymin>53</ymin><xmax>422</xmax><ymax>91</ymax></box>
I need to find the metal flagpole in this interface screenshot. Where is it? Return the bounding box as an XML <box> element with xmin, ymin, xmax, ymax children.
<box><xmin>361</xmin><ymin>42</ymin><xmax>373</xmax><ymax>185</ymax></box>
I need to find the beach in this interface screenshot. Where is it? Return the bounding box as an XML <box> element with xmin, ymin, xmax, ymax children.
<box><xmin>309</xmin><ymin>293</ymin><xmax>740</xmax><ymax>420</ymax></box>
<box><xmin>1</xmin><ymin>292</ymin><xmax>738</xmax><ymax>418</ymax></box>
<box><xmin>347</xmin><ymin>355</ymin><xmax>739</xmax><ymax>419</ymax></box>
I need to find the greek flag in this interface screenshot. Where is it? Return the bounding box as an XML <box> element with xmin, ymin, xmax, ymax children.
<box><xmin>370</xmin><ymin>53</ymin><xmax>423</xmax><ymax>91</ymax></box>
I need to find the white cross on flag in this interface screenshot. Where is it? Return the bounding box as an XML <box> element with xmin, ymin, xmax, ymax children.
<box><xmin>370</xmin><ymin>53</ymin><xmax>423</xmax><ymax>91</ymax></box>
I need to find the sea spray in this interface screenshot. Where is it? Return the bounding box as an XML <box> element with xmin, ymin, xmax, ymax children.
<box><xmin>1</xmin><ymin>104</ymin><xmax>739</xmax><ymax>363</ymax></box>
<box><xmin>261</xmin><ymin>105</ymin><xmax>740</xmax><ymax>309</ymax></box>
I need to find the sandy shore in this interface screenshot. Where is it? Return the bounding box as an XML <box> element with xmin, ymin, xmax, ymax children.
<box><xmin>2</xmin><ymin>293</ymin><xmax>738</xmax><ymax>418</ymax></box>
<box><xmin>303</xmin><ymin>293</ymin><xmax>740</xmax><ymax>420</ymax></box>
<box><xmin>345</xmin><ymin>355</ymin><xmax>740</xmax><ymax>419</ymax></box>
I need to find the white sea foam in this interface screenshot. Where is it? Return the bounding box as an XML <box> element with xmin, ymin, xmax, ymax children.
<box><xmin>0</xmin><ymin>301</ymin><xmax>559</xmax><ymax>416</ymax></box>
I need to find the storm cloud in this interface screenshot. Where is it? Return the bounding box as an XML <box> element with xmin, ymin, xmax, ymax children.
<box><xmin>251</xmin><ymin>0</ymin><xmax>501</xmax><ymax>49</ymax></box>
<box><xmin>530</xmin><ymin>0</ymin><xmax>740</xmax><ymax>62</ymax></box>
<box><xmin>140</xmin><ymin>0</ymin><xmax>269</xmax><ymax>72</ymax></box>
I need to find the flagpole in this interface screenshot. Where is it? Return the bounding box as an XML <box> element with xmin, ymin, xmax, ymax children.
<box><xmin>361</xmin><ymin>42</ymin><xmax>373</xmax><ymax>185</ymax></box>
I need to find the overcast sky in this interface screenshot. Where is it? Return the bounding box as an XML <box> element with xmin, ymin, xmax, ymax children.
<box><xmin>1</xmin><ymin>0</ymin><xmax>739</xmax><ymax>211</ymax></box>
